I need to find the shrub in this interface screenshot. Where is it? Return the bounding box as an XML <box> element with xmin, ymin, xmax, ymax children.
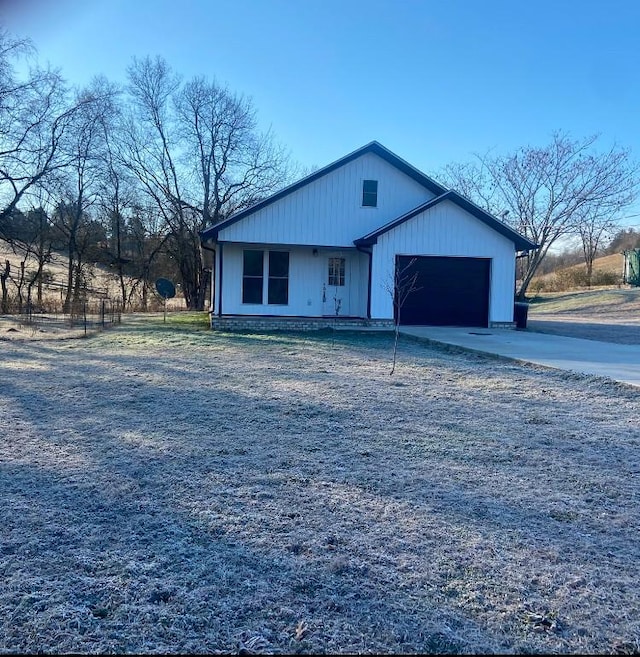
<box><xmin>530</xmin><ymin>269</ymin><xmax>623</xmax><ymax>293</ymax></box>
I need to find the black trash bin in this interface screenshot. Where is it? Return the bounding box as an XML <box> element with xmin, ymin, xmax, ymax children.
<box><xmin>514</xmin><ymin>301</ymin><xmax>529</xmax><ymax>329</ymax></box>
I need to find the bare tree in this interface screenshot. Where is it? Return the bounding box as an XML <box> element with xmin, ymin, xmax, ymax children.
<box><xmin>0</xmin><ymin>203</ymin><xmax>55</xmax><ymax>310</ymax></box>
<box><xmin>179</xmin><ymin>77</ymin><xmax>291</xmax><ymax>307</ymax></box>
<box><xmin>24</xmin><ymin>201</ymin><xmax>54</xmax><ymax>306</ymax></box>
<box><xmin>385</xmin><ymin>257</ymin><xmax>421</xmax><ymax>375</ymax></box>
<box><xmin>123</xmin><ymin>204</ymin><xmax>170</xmax><ymax>310</ymax></box>
<box><xmin>92</xmin><ymin>77</ymin><xmax>139</xmax><ymax>309</ymax></box>
<box><xmin>6</xmin><ymin>208</ymin><xmax>54</xmax><ymax>313</ymax></box>
<box><xmin>176</xmin><ymin>77</ymin><xmax>291</xmax><ymax>225</ymax></box>
<box><xmin>0</xmin><ymin>31</ymin><xmax>76</xmax><ymax>231</ymax></box>
<box><xmin>123</xmin><ymin>57</ymin><xmax>293</xmax><ymax>310</ymax></box>
<box><xmin>607</xmin><ymin>227</ymin><xmax>640</xmax><ymax>254</ymax></box>
<box><xmin>121</xmin><ymin>57</ymin><xmax>198</xmax><ymax>306</ymax></box>
<box><xmin>442</xmin><ymin>132</ymin><xmax>639</xmax><ymax>299</ymax></box>
<box><xmin>575</xmin><ymin>203</ymin><xmax>618</xmax><ymax>287</ymax></box>
<box><xmin>52</xmin><ymin>80</ymin><xmax>116</xmax><ymax>312</ymax></box>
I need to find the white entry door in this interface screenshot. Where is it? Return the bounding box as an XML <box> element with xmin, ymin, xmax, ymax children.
<box><xmin>323</xmin><ymin>254</ymin><xmax>350</xmax><ymax>317</ymax></box>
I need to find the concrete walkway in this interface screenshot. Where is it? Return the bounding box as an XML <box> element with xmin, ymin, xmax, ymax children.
<box><xmin>399</xmin><ymin>326</ymin><xmax>640</xmax><ymax>388</ymax></box>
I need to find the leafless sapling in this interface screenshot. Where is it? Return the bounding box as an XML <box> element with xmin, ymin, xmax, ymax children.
<box><xmin>386</xmin><ymin>257</ymin><xmax>421</xmax><ymax>375</ymax></box>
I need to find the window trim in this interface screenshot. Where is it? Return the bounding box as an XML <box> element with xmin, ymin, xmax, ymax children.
<box><xmin>242</xmin><ymin>249</ymin><xmax>290</xmax><ymax>306</ymax></box>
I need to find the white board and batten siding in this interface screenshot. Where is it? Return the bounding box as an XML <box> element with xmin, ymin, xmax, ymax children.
<box><xmin>369</xmin><ymin>199</ymin><xmax>517</xmax><ymax>323</ymax></box>
<box><xmin>218</xmin><ymin>244</ymin><xmax>369</xmax><ymax>317</ymax></box>
<box><xmin>216</xmin><ymin>152</ymin><xmax>436</xmax><ymax>247</ymax></box>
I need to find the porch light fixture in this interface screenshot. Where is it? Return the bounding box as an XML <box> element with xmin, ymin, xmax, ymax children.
<box><xmin>312</xmin><ymin>248</ymin><xmax>318</xmax><ymax>256</ymax></box>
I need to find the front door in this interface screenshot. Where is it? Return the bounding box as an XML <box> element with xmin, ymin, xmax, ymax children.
<box><xmin>323</xmin><ymin>254</ymin><xmax>350</xmax><ymax>317</ymax></box>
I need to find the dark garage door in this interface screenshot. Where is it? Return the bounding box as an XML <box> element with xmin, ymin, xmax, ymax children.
<box><xmin>396</xmin><ymin>255</ymin><xmax>490</xmax><ymax>327</ymax></box>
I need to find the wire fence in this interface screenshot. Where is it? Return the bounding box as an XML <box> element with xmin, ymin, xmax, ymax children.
<box><xmin>16</xmin><ymin>300</ymin><xmax>122</xmax><ymax>337</ymax></box>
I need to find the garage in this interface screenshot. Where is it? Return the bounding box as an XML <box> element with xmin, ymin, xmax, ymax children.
<box><xmin>396</xmin><ymin>255</ymin><xmax>490</xmax><ymax>327</ymax></box>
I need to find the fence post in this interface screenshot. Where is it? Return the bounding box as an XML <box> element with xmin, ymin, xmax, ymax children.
<box><xmin>101</xmin><ymin>299</ymin><xmax>105</xmax><ymax>327</ymax></box>
<box><xmin>83</xmin><ymin>302</ymin><xmax>87</xmax><ymax>336</ymax></box>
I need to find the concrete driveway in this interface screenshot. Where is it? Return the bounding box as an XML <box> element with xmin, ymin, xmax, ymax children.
<box><xmin>399</xmin><ymin>326</ymin><xmax>640</xmax><ymax>388</ymax></box>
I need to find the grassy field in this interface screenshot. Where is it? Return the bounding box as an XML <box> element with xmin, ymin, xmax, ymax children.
<box><xmin>1</xmin><ymin>314</ymin><xmax>639</xmax><ymax>654</ymax></box>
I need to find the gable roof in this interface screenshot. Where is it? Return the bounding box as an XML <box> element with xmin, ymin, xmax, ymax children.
<box><xmin>354</xmin><ymin>190</ymin><xmax>538</xmax><ymax>252</ymax></box>
<box><xmin>200</xmin><ymin>140</ymin><xmax>448</xmax><ymax>241</ymax></box>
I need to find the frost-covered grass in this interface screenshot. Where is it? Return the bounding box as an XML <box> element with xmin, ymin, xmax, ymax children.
<box><xmin>1</xmin><ymin>316</ymin><xmax>639</xmax><ymax>654</ymax></box>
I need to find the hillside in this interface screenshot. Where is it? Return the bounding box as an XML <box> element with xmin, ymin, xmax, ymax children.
<box><xmin>1</xmin><ymin>240</ymin><xmax>75</xmax><ymax>286</ymax></box>
<box><xmin>529</xmin><ymin>252</ymin><xmax>624</xmax><ymax>292</ymax></box>
<box><xmin>0</xmin><ymin>239</ymin><xmax>184</xmax><ymax>311</ymax></box>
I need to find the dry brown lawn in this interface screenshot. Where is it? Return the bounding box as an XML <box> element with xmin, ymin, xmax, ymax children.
<box><xmin>1</xmin><ymin>314</ymin><xmax>639</xmax><ymax>654</ymax></box>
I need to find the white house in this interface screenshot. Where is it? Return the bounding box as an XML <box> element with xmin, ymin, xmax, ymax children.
<box><xmin>200</xmin><ymin>141</ymin><xmax>537</xmax><ymax>330</ymax></box>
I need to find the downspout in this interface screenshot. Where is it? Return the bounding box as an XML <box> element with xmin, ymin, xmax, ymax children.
<box><xmin>218</xmin><ymin>242</ymin><xmax>224</xmax><ymax>317</ymax></box>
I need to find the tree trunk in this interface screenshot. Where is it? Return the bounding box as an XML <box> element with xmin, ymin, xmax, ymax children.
<box><xmin>16</xmin><ymin>261</ymin><xmax>25</xmax><ymax>313</ymax></box>
<box><xmin>64</xmin><ymin>243</ymin><xmax>75</xmax><ymax>314</ymax></box>
<box><xmin>0</xmin><ymin>260</ymin><xmax>10</xmax><ymax>313</ymax></box>
<box><xmin>586</xmin><ymin>260</ymin><xmax>594</xmax><ymax>288</ymax></box>
<box><xmin>37</xmin><ymin>217</ymin><xmax>45</xmax><ymax>304</ymax></box>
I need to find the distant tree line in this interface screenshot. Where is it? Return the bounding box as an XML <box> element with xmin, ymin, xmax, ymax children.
<box><xmin>0</xmin><ymin>30</ymin><xmax>296</xmax><ymax>312</ymax></box>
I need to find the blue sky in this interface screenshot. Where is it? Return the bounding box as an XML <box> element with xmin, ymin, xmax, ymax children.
<box><xmin>3</xmin><ymin>0</ymin><xmax>640</xmax><ymax>225</ymax></box>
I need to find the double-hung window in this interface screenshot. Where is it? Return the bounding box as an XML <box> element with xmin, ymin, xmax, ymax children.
<box><xmin>362</xmin><ymin>179</ymin><xmax>378</xmax><ymax>207</ymax></box>
<box><xmin>242</xmin><ymin>250</ymin><xmax>264</xmax><ymax>304</ymax></box>
<box><xmin>268</xmin><ymin>251</ymin><xmax>289</xmax><ymax>304</ymax></box>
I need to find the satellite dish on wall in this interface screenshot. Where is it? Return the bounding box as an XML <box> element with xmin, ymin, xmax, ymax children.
<box><xmin>155</xmin><ymin>278</ymin><xmax>176</xmax><ymax>299</ymax></box>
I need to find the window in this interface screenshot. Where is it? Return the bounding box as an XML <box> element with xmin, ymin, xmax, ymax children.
<box><xmin>328</xmin><ymin>257</ymin><xmax>345</xmax><ymax>286</ymax></box>
<box><xmin>242</xmin><ymin>250</ymin><xmax>264</xmax><ymax>304</ymax></box>
<box><xmin>362</xmin><ymin>179</ymin><xmax>378</xmax><ymax>207</ymax></box>
<box><xmin>268</xmin><ymin>251</ymin><xmax>289</xmax><ymax>304</ymax></box>
<box><xmin>242</xmin><ymin>249</ymin><xmax>289</xmax><ymax>305</ymax></box>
